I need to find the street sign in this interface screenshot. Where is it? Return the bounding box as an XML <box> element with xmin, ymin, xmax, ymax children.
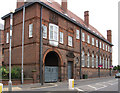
<box><xmin>0</xmin><ymin>83</ymin><xmax>3</xmax><ymax>93</ymax></box>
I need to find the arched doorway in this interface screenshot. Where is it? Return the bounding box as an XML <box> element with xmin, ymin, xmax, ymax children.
<box><xmin>44</xmin><ymin>51</ymin><xmax>61</xmax><ymax>82</ymax></box>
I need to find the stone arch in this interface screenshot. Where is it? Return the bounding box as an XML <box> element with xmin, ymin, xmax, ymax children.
<box><xmin>43</xmin><ymin>48</ymin><xmax>63</xmax><ymax>65</ymax></box>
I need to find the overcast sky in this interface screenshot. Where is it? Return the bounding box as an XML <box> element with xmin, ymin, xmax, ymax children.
<box><xmin>0</xmin><ymin>0</ymin><xmax>119</xmax><ymax>66</ymax></box>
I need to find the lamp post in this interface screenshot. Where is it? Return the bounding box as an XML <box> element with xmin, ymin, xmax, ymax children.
<box><xmin>21</xmin><ymin>6</ymin><xmax>25</xmax><ymax>86</ymax></box>
<box><xmin>8</xmin><ymin>12</ymin><xmax>13</xmax><ymax>91</ymax></box>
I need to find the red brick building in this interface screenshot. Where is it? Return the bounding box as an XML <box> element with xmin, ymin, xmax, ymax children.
<box><xmin>2</xmin><ymin>0</ymin><xmax>113</xmax><ymax>83</ymax></box>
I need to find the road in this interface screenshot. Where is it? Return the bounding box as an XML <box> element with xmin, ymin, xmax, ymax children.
<box><xmin>26</xmin><ymin>76</ymin><xmax>119</xmax><ymax>92</ymax></box>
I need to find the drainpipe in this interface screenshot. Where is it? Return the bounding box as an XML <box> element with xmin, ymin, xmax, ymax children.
<box><xmin>40</xmin><ymin>6</ymin><xmax>43</xmax><ymax>85</ymax></box>
<box><xmin>80</xmin><ymin>28</ymin><xmax>82</xmax><ymax>79</ymax></box>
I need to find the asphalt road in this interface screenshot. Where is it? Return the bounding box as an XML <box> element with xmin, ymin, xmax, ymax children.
<box><xmin>11</xmin><ymin>76</ymin><xmax>118</xmax><ymax>93</ymax></box>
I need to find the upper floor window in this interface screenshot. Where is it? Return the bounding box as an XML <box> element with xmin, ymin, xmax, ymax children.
<box><xmin>103</xmin><ymin>43</ymin><xmax>104</xmax><ymax>50</ymax></box>
<box><xmin>68</xmin><ymin>36</ymin><xmax>73</xmax><ymax>47</ymax></box>
<box><xmin>6</xmin><ymin>32</ymin><xmax>9</xmax><ymax>43</ymax></box>
<box><xmin>106</xmin><ymin>45</ymin><xmax>108</xmax><ymax>51</ymax></box>
<box><xmin>29</xmin><ymin>23</ymin><xmax>33</xmax><ymax>38</ymax></box>
<box><xmin>92</xmin><ymin>38</ymin><xmax>94</xmax><ymax>45</ymax></box>
<box><xmin>60</xmin><ymin>32</ymin><xmax>63</xmax><ymax>44</ymax></box>
<box><xmin>49</xmin><ymin>23</ymin><xmax>59</xmax><ymax>47</ymax></box>
<box><xmin>100</xmin><ymin>42</ymin><xmax>102</xmax><ymax>48</ymax></box>
<box><xmin>76</xmin><ymin>30</ymin><xmax>80</xmax><ymax>39</ymax></box>
<box><xmin>87</xmin><ymin>35</ymin><xmax>90</xmax><ymax>44</ymax></box>
<box><xmin>96</xmin><ymin>40</ymin><xmax>98</xmax><ymax>47</ymax></box>
<box><xmin>82</xmin><ymin>33</ymin><xmax>85</xmax><ymax>41</ymax></box>
<box><xmin>42</xmin><ymin>24</ymin><xmax>47</xmax><ymax>39</ymax></box>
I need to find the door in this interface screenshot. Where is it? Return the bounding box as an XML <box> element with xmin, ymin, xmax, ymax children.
<box><xmin>45</xmin><ymin>66</ymin><xmax>58</xmax><ymax>82</ymax></box>
<box><xmin>68</xmin><ymin>62</ymin><xmax>73</xmax><ymax>79</ymax></box>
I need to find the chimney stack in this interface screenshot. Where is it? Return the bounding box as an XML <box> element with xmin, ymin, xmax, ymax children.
<box><xmin>107</xmin><ymin>30</ymin><xmax>112</xmax><ymax>43</ymax></box>
<box><xmin>84</xmin><ymin>11</ymin><xmax>89</xmax><ymax>26</ymax></box>
<box><xmin>61</xmin><ymin>0</ymin><xmax>67</xmax><ymax>12</ymax></box>
<box><xmin>17</xmin><ymin>0</ymin><xmax>25</xmax><ymax>9</ymax></box>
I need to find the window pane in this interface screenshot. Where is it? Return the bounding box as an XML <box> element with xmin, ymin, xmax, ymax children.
<box><xmin>68</xmin><ymin>36</ymin><xmax>72</xmax><ymax>46</ymax></box>
<box><xmin>82</xmin><ymin>33</ymin><xmax>85</xmax><ymax>41</ymax></box>
<box><xmin>50</xmin><ymin>26</ymin><xmax>53</xmax><ymax>40</ymax></box>
<box><xmin>87</xmin><ymin>52</ymin><xmax>90</xmax><ymax>67</ymax></box>
<box><xmin>87</xmin><ymin>35</ymin><xmax>90</xmax><ymax>43</ymax></box>
<box><xmin>29</xmin><ymin>24</ymin><xmax>33</xmax><ymax>37</ymax></box>
<box><xmin>76</xmin><ymin>30</ymin><xmax>79</xmax><ymax>39</ymax></box>
<box><xmin>42</xmin><ymin>25</ymin><xmax>47</xmax><ymax>39</ymax></box>
<box><xmin>60</xmin><ymin>32</ymin><xmax>63</xmax><ymax>44</ymax></box>
<box><xmin>103</xmin><ymin>57</ymin><xmax>104</xmax><ymax>68</ymax></box>
<box><xmin>82</xmin><ymin>51</ymin><xmax>85</xmax><ymax>67</ymax></box>
<box><xmin>6</xmin><ymin>32</ymin><xmax>9</xmax><ymax>43</ymax></box>
<box><xmin>92</xmin><ymin>53</ymin><xmax>94</xmax><ymax>68</ymax></box>
<box><xmin>96</xmin><ymin>55</ymin><xmax>98</xmax><ymax>68</ymax></box>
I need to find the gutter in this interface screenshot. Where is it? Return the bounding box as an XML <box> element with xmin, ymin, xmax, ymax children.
<box><xmin>1</xmin><ymin>1</ymin><xmax>113</xmax><ymax>46</ymax></box>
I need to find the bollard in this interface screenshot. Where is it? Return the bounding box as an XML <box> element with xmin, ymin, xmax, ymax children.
<box><xmin>69</xmin><ymin>79</ymin><xmax>74</xmax><ymax>90</ymax></box>
<box><xmin>0</xmin><ymin>83</ymin><xmax>3</xmax><ymax>93</ymax></box>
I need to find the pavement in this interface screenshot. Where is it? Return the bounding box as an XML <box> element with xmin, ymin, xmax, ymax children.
<box><xmin>3</xmin><ymin>76</ymin><xmax>119</xmax><ymax>92</ymax></box>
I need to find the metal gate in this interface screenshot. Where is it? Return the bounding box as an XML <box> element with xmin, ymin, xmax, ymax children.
<box><xmin>68</xmin><ymin>62</ymin><xmax>72</xmax><ymax>79</ymax></box>
<box><xmin>45</xmin><ymin>66</ymin><xmax>58</xmax><ymax>82</ymax></box>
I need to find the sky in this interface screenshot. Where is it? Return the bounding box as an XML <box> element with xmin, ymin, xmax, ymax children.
<box><xmin>0</xmin><ymin>0</ymin><xmax>119</xmax><ymax>66</ymax></box>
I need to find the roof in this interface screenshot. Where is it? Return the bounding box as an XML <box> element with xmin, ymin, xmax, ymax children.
<box><xmin>1</xmin><ymin>0</ymin><xmax>113</xmax><ymax>46</ymax></box>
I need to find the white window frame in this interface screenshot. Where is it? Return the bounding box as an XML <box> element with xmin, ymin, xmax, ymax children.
<box><xmin>82</xmin><ymin>50</ymin><xmax>85</xmax><ymax>67</ymax></box>
<box><xmin>96</xmin><ymin>40</ymin><xmax>98</xmax><ymax>47</ymax></box>
<box><xmin>100</xmin><ymin>42</ymin><xmax>102</xmax><ymax>48</ymax></box>
<box><xmin>76</xmin><ymin>30</ymin><xmax>80</xmax><ymax>39</ymax></box>
<box><xmin>106</xmin><ymin>45</ymin><xmax>108</xmax><ymax>51</ymax></box>
<box><xmin>29</xmin><ymin>23</ymin><xmax>33</xmax><ymax>38</ymax></box>
<box><xmin>103</xmin><ymin>43</ymin><xmax>104</xmax><ymax>50</ymax></box>
<box><xmin>92</xmin><ymin>53</ymin><xmax>94</xmax><ymax>68</ymax></box>
<box><xmin>82</xmin><ymin>33</ymin><xmax>85</xmax><ymax>41</ymax></box>
<box><xmin>68</xmin><ymin>36</ymin><xmax>73</xmax><ymax>47</ymax></box>
<box><xmin>92</xmin><ymin>38</ymin><xmax>94</xmax><ymax>45</ymax></box>
<box><xmin>42</xmin><ymin>24</ymin><xmax>47</xmax><ymax>39</ymax></box>
<box><xmin>60</xmin><ymin>32</ymin><xmax>63</xmax><ymax>44</ymax></box>
<box><xmin>87</xmin><ymin>35</ymin><xmax>90</xmax><ymax>44</ymax></box>
<box><xmin>6</xmin><ymin>32</ymin><xmax>9</xmax><ymax>43</ymax></box>
<box><xmin>49</xmin><ymin>23</ymin><xmax>59</xmax><ymax>47</ymax></box>
<box><xmin>96</xmin><ymin>55</ymin><xmax>98</xmax><ymax>68</ymax></box>
<box><xmin>87</xmin><ymin>52</ymin><xmax>90</xmax><ymax>67</ymax></box>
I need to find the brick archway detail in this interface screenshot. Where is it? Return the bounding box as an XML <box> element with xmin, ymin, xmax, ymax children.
<box><xmin>43</xmin><ymin>48</ymin><xmax>63</xmax><ymax>65</ymax></box>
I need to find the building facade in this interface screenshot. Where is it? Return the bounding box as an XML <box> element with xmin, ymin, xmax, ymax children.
<box><xmin>2</xmin><ymin>0</ymin><xmax>113</xmax><ymax>83</ymax></box>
